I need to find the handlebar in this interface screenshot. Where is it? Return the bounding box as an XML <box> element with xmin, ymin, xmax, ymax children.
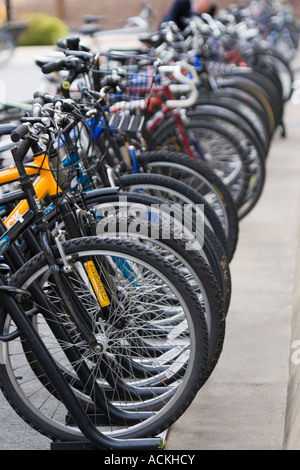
<box><xmin>158</xmin><ymin>61</ymin><xmax>199</xmax><ymax>108</ymax></box>
<box><xmin>41</xmin><ymin>54</ymin><xmax>91</xmax><ymax>75</ymax></box>
<box><xmin>11</xmin><ymin>123</ymin><xmax>31</xmax><ymax>143</ymax></box>
<box><xmin>33</xmin><ymin>91</ymin><xmax>78</xmax><ymax>113</ymax></box>
<box><xmin>11</xmin><ymin>117</ymin><xmax>52</xmax><ymax>143</ymax></box>
<box><xmin>41</xmin><ymin>58</ymin><xmax>73</xmax><ymax>74</ymax></box>
<box><xmin>33</xmin><ymin>90</ymin><xmax>56</xmax><ymax>103</ymax></box>
<box><xmin>57</xmin><ymin>35</ymin><xmax>91</xmax><ymax>53</ymax></box>
<box><xmin>64</xmin><ymin>50</ymin><xmax>94</xmax><ymax>61</ymax></box>
<box><xmin>99</xmin><ymin>51</ymin><xmax>158</xmax><ymax>64</ymax></box>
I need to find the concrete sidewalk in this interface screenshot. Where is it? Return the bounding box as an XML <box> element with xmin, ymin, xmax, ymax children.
<box><xmin>0</xmin><ymin>46</ymin><xmax>300</xmax><ymax>451</ymax></box>
<box><xmin>166</xmin><ymin>60</ymin><xmax>300</xmax><ymax>451</ymax></box>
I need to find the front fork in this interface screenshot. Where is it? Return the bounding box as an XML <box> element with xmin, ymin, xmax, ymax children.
<box><xmin>173</xmin><ymin>110</ymin><xmax>205</xmax><ymax>160</ymax></box>
<box><xmin>39</xmin><ymin>227</ymin><xmax>103</xmax><ymax>353</ymax></box>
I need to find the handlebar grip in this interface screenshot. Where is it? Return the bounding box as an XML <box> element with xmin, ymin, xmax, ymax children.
<box><xmin>57</xmin><ymin>38</ymin><xmax>68</xmax><ymax>49</ymax></box>
<box><xmin>66</xmin><ymin>35</ymin><xmax>80</xmax><ymax>50</ymax></box>
<box><xmin>41</xmin><ymin>59</ymin><xmax>67</xmax><ymax>74</ymax></box>
<box><xmin>33</xmin><ymin>91</ymin><xmax>55</xmax><ymax>104</ymax></box>
<box><xmin>65</xmin><ymin>50</ymin><xmax>94</xmax><ymax>61</ymax></box>
<box><xmin>11</xmin><ymin>124</ymin><xmax>30</xmax><ymax>143</ymax></box>
<box><xmin>57</xmin><ymin>37</ymin><xmax>91</xmax><ymax>53</ymax></box>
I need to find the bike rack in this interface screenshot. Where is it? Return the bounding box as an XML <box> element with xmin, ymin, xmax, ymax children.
<box><xmin>50</xmin><ymin>429</ymin><xmax>168</xmax><ymax>450</ymax></box>
<box><xmin>0</xmin><ymin>280</ymin><xmax>168</xmax><ymax>452</ymax></box>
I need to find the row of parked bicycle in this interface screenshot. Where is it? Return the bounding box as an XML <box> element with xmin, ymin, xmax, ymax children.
<box><xmin>0</xmin><ymin>0</ymin><xmax>298</xmax><ymax>450</ymax></box>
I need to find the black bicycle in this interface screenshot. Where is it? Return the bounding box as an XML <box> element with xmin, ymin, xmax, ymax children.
<box><xmin>0</xmin><ymin>105</ymin><xmax>212</xmax><ymax>448</ymax></box>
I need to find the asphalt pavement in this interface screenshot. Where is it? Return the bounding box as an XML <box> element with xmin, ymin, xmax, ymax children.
<box><xmin>0</xmin><ymin>44</ymin><xmax>300</xmax><ymax>451</ymax></box>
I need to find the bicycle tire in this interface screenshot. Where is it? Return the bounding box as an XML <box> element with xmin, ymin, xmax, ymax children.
<box><xmin>195</xmin><ymin>95</ymin><xmax>271</xmax><ymax>154</ymax></box>
<box><xmin>1</xmin><ymin>236</ymin><xmax>210</xmax><ymax>442</ymax></box>
<box><xmin>96</xmin><ymin>217</ymin><xmax>227</xmax><ymax>371</ymax></box>
<box><xmin>216</xmin><ymin>74</ymin><xmax>280</xmax><ymax>132</ymax></box>
<box><xmin>116</xmin><ymin>172</ymin><xmax>228</xmax><ymax>259</ymax></box>
<box><xmin>136</xmin><ymin>150</ymin><xmax>239</xmax><ymax>259</ymax></box>
<box><xmin>212</xmin><ymin>85</ymin><xmax>274</xmax><ymax>137</ymax></box>
<box><xmin>185</xmin><ymin>110</ymin><xmax>266</xmax><ymax>219</ymax></box>
<box><xmin>16</xmin><ymin>189</ymin><xmax>231</xmax><ymax>310</ymax></box>
<box><xmin>151</xmin><ymin>118</ymin><xmax>251</xmax><ymax>209</ymax></box>
<box><xmin>80</xmin><ymin>190</ymin><xmax>232</xmax><ymax>310</ymax></box>
<box><xmin>248</xmin><ymin>51</ymin><xmax>294</xmax><ymax>103</ymax></box>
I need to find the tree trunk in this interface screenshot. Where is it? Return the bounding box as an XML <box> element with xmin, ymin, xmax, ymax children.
<box><xmin>5</xmin><ymin>0</ymin><xmax>10</xmax><ymax>21</ymax></box>
<box><xmin>55</xmin><ymin>0</ymin><xmax>65</xmax><ymax>20</ymax></box>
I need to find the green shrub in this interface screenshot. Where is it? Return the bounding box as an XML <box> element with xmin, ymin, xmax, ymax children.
<box><xmin>17</xmin><ymin>13</ymin><xmax>69</xmax><ymax>46</ymax></box>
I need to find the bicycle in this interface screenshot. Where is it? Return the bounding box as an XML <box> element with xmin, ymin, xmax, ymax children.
<box><xmin>0</xmin><ymin>92</ymin><xmax>232</xmax><ymax>314</ymax></box>
<box><xmin>34</xmin><ymin>47</ymin><xmax>239</xmax><ymax>257</ymax></box>
<box><xmin>0</xmin><ymin>105</ymin><xmax>214</xmax><ymax>447</ymax></box>
<box><xmin>41</xmin><ymin>39</ymin><xmax>264</xmax><ymax>220</ymax></box>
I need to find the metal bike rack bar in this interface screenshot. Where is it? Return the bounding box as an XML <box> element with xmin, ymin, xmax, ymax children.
<box><xmin>50</xmin><ymin>430</ymin><xmax>169</xmax><ymax>451</ymax></box>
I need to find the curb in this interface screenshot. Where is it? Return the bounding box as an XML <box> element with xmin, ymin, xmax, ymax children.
<box><xmin>166</xmin><ymin>63</ymin><xmax>300</xmax><ymax>450</ymax></box>
<box><xmin>282</xmin><ymin>53</ymin><xmax>300</xmax><ymax>451</ymax></box>
<box><xmin>284</xmin><ymin>225</ymin><xmax>300</xmax><ymax>450</ymax></box>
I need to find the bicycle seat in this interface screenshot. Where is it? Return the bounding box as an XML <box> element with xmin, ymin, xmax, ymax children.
<box><xmin>79</xmin><ymin>23</ymin><xmax>102</xmax><ymax>35</ymax></box>
<box><xmin>82</xmin><ymin>14</ymin><xmax>106</xmax><ymax>24</ymax></box>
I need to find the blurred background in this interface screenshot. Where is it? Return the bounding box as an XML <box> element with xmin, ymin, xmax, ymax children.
<box><xmin>4</xmin><ymin>0</ymin><xmax>300</xmax><ymax>31</ymax></box>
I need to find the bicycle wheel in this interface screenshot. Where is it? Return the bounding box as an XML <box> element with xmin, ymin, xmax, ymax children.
<box><xmin>249</xmin><ymin>52</ymin><xmax>294</xmax><ymax>103</ymax></box>
<box><xmin>185</xmin><ymin>110</ymin><xmax>266</xmax><ymax>219</ymax></box>
<box><xmin>216</xmin><ymin>74</ymin><xmax>280</xmax><ymax>134</ymax></box>
<box><xmin>96</xmin><ymin>217</ymin><xmax>227</xmax><ymax>374</ymax></box>
<box><xmin>212</xmin><ymin>85</ymin><xmax>274</xmax><ymax>138</ymax></box>
<box><xmin>152</xmin><ymin>118</ymin><xmax>251</xmax><ymax>209</ymax></box>
<box><xmin>80</xmin><ymin>190</ymin><xmax>232</xmax><ymax>310</ymax></box>
<box><xmin>116</xmin><ymin>172</ymin><xmax>228</xmax><ymax>259</ymax></box>
<box><xmin>136</xmin><ymin>150</ymin><xmax>239</xmax><ymax>257</ymax></box>
<box><xmin>0</xmin><ymin>237</ymin><xmax>209</xmax><ymax>442</ymax></box>
<box><xmin>196</xmin><ymin>94</ymin><xmax>271</xmax><ymax>154</ymax></box>
<box><xmin>16</xmin><ymin>189</ymin><xmax>231</xmax><ymax>311</ymax></box>
<box><xmin>42</xmin><ymin>196</ymin><xmax>228</xmax><ymax>373</ymax></box>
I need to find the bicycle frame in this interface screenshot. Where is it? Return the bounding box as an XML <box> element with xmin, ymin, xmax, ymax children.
<box><xmin>106</xmin><ymin>83</ymin><xmax>203</xmax><ymax>160</ymax></box>
<box><xmin>0</xmin><ymin>150</ymin><xmax>118</xmax><ymax>305</ymax></box>
<box><xmin>0</xmin><ymin>153</ymin><xmax>61</xmax><ymax>230</ymax></box>
<box><xmin>0</xmin><ymin>142</ymin><xmax>163</xmax><ymax>312</ymax></box>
